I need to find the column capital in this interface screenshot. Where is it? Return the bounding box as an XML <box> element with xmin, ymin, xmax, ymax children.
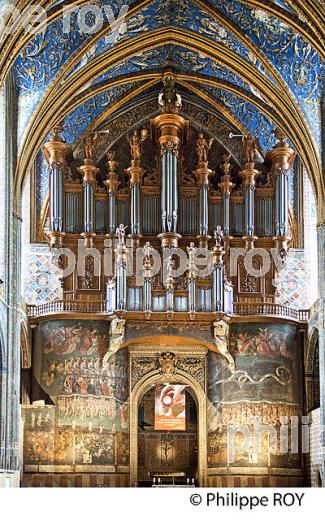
<box><xmin>270</xmin><ymin>135</ymin><xmax>296</xmax><ymax>172</ymax></box>
<box><xmin>125</xmin><ymin>165</ymin><xmax>144</xmax><ymax>185</ymax></box>
<box><xmin>42</xmin><ymin>125</ymin><xmax>70</xmax><ymax>165</ymax></box>
<box><xmin>195</xmin><ymin>163</ymin><xmax>213</xmax><ymax>186</ymax></box>
<box><xmin>78</xmin><ymin>161</ymin><xmax>100</xmax><ymax>186</ymax></box>
<box><xmin>104</xmin><ymin>171</ymin><xmax>120</xmax><ymax>193</ymax></box>
<box><xmin>240</xmin><ymin>163</ymin><xmax>260</xmax><ymax>189</ymax></box>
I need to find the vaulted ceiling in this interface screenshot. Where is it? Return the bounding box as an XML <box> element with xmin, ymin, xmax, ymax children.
<box><xmin>1</xmin><ymin>0</ymin><xmax>323</xmax><ymax>214</ymax></box>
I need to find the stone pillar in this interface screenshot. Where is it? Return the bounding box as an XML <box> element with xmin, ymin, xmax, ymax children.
<box><xmin>42</xmin><ymin>126</ymin><xmax>70</xmax><ymax>248</ymax></box>
<box><xmin>270</xmin><ymin>130</ymin><xmax>296</xmax><ymax>256</ymax></box>
<box><xmin>0</xmin><ymin>70</ymin><xmax>22</xmax><ymax>475</ymax></box>
<box><xmin>104</xmin><ymin>151</ymin><xmax>120</xmax><ymax>236</ymax></box>
<box><xmin>78</xmin><ymin>158</ymin><xmax>99</xmax><ymax>248</ymax></box>
<box><xmin>317</xmin><ymin>222</ymin><xmax>325</xmax><ymax>477</ymax></box>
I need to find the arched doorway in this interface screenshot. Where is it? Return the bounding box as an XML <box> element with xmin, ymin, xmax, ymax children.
<box><xmin>137</xmin><ymin>385</ymin><xmax>198</xmax><ymax>486</ymax></box>
<box><xmin>129</xmin><ymin>364</ymin><xmax>207</xmax><ymax>487</ymax></box>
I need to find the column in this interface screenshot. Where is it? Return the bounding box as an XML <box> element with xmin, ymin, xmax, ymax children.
<box><xmin>125</xmin><ymin>130</ymin><xmax>146</xmax><ymax>247</ymax></box>
<box><xmin>0</xmin><ymin>70</ymin><xmax>21</xmax><ymax>476</ymax></box>
<box><xmin>165</xmin><ymin>256</ymin><xmax>175</xmax><ymax>314</ymax></box>
<box><xmin>218</xmin><ymin>154</ymin><xmax>234</xmax><ymax>250</ymax></box>
<box><xmin>195</xmin><ymin>133</ymin><xmax>214</xmax><ymax>248</ymax></box>
<box><xmin>114</xmin><ymin>225</ymin><xmax>128</xmax><ymax>312</ymax></box>
<box><xmin>270</xmin><ymin>129</ymin><xmax>296</xmax><ymax>256</ymax></box>
<box><xmin>42</xmin><ymin>126</ymin><xmax>70</xmax><ymax>248</ymax></box>
<box><xmin>152</xmin><ymin>72</ymin><xmax>188</xmax><ymax>249</ymax></box>
<box><xmin>104</xmin><ymin>151</ymin><xmax>120</xmax><ymax>235</ymax></box>
<box><xmin>212</xmin><ymin>227</ymin><xmax>225</xmax><ymax>313</ymax></box>
<box><xmin>317</xmin><ymin>223</ymin><xmax>325</xmax><ymax>467</ymax></box>
<box><xmin>240</xmin><ymin>135</ymin><xmax>259</xmax><ymax>250</ymax></box>
<box><xmin>78</xmin><ymin>155</ymin><xmax>99</xmax><ymax>248</ymax></box>
<box><xmin>143</xmin><ymin>242</ymin><xmax>153</xmax><ymax>317</ymax></box>
<box><xmin>187</xmin><ymin>242</ymin><xmax>197</xmax><ymax>318</ymax></box>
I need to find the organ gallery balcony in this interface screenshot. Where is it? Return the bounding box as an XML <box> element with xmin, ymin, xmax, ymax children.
<box><xmin>26</xmin><ymin>299</ymin><xmax>309</xmax><ymax>324</ymax></box>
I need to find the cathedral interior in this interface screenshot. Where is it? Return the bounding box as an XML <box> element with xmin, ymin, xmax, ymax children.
<box><xmin>0</xmin><ymin>0</ymin><xmax>324</xmax><ymax>489</ymax></box>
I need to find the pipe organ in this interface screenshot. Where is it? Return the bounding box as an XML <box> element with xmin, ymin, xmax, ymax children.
<box><xmin>43</xmin><ymin>74</ymin><xmax>296</xmax><ymax>314</ymax></box>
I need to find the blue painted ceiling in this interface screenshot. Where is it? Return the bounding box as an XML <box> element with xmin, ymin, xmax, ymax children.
<box><xmin>13</xmin><ymin>0</ymin><xmax>323</xmax><ymax>149</ymax></box>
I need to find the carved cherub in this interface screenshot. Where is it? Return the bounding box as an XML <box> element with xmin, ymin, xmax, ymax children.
<box><xmin>242</xmin><ymin>133</ymin><xmax>256</xmax><ymax>164</ymax></box>
<box><xmin>196</xmin><ymin>132</ymin><xmax>214</xmax><ymax>164</ymax></box>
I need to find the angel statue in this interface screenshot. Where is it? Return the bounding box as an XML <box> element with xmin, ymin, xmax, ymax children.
<box><xmin>214</xmin><ymin>226</ymin><xmax>224</xmax><ymax>247</ymax></box>
<box><xmin>196</xmin><ymin>132</ymin><xmax>214</xmax><ymax>164</ymax></box>
<box><xmin>242</xmin><ymin>133</ymin><xmax>256</xmax><ymax>164</ymax></box>
<box><xmin>116</xmin><ymin>223</ymin><xmax>127</xmax><ymax>245</ymax></box>
<box><xmin>84</xmin><ymin>133</ymin><xmax>97</xmax><ymax>161</ymax></box>
<box><xmin>187</xmin><ymin>242</ymin><xmax>197</xmax><ymax>270</ymax></box>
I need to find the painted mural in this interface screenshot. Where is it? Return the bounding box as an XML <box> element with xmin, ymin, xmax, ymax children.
<box><xmin>209</xmin><ymin>323</ymin><xmax>300</xmax><ymax>404</ymax></box>
<box><xmin>23</xmin><ymin>320</ymin><xmax>129</xmax><ymax>472</ymax></box>
<box><xmin>207</xmin><ymin>323</ymin><xmax>302</xmax><ymax>470</ymax></box>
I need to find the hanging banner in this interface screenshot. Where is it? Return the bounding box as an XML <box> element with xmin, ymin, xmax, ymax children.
<box><xmin>154</xmin><ymin>384</ymin><xmax>186</xmax><ymax>431</ymax></box>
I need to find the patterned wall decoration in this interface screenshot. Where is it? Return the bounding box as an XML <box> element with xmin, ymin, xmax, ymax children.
<box><xmin>274</xmin><ymin>250</ymin><xmax>308</xmax><ymax>309</ymax></box>
<box><xmin>13</xmin><ymin>0</ymin><xmax>322</xmax><ymax>152</ymax></box>
<box><xmin>23</xmin><ymin>245</ymin><xmax>63</xmax><ymax>304</ymax></box>
<box><xmin>197</xmin><ymin>84</ymin><xmax>277</xmax><ymax>152</ymax></box>
<box><xmin>36</xmin><ymin>150</ymin><xmax>49</xmax><ymax>219</ymax></box>
<box><xmin>207</xmin><ymin>322</ymin><xmax>302</xmax><ymax>469</ymax></box>
<box><xmin>207</xmin><ymin>0</ymin><xmax>323</xmax><ymax>143</ymax></box>
<box><xmin>23</xmin><ymin>320</ymin><xmax>129</xmax><ymax>472</ymax></box>
<box><xmin>61</xmin><ymin>80</ymin><xmax>141</xmax><ymax>144</ymax></box>
<box><xmin>91</xmin><ymin>44</ymin><xmax>255</xmax><ymax>97</ymax></box>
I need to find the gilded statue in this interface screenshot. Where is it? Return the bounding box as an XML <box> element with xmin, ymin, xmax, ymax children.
<box><xmin>159</xmin><ymin>352</ymin><xmax>177</xmax><ymax>376</ymax></box>
<box><xmin>242</xmin><ymin>134</ymin><xmax>256</xmax><ymax>164</ymax></box>
<box><xmin>107</xmin><ymin>150</ymin><xmax>118</xmax><ymax>173</ymax></box>
<box><xmin>220</xmin><ymin>154</ymin><xmax>231</xmax><ymax>175</ymax></box>
<box><xmin>84</xmin><ymin>133</ymin><xmax>97</xmax><ymax>161</ymax></box>
<box><xmin>196</xmin><ymin>132</ymin><xmax>214</xmax><ymax>164</ymax></box>
<box><xmin>158</xmin><ymin>72</ymin><xmax>182</xmax><ymax>112</ymax></box>
<box><xmin>212</xmin><ymin>319</ymin><xmax>235</xmax><ymax>372</ymax></box>
<box><xmin>127</xmin><ymin>128</ymin><xmax>148</xmax><ymax>166</ymax></box>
